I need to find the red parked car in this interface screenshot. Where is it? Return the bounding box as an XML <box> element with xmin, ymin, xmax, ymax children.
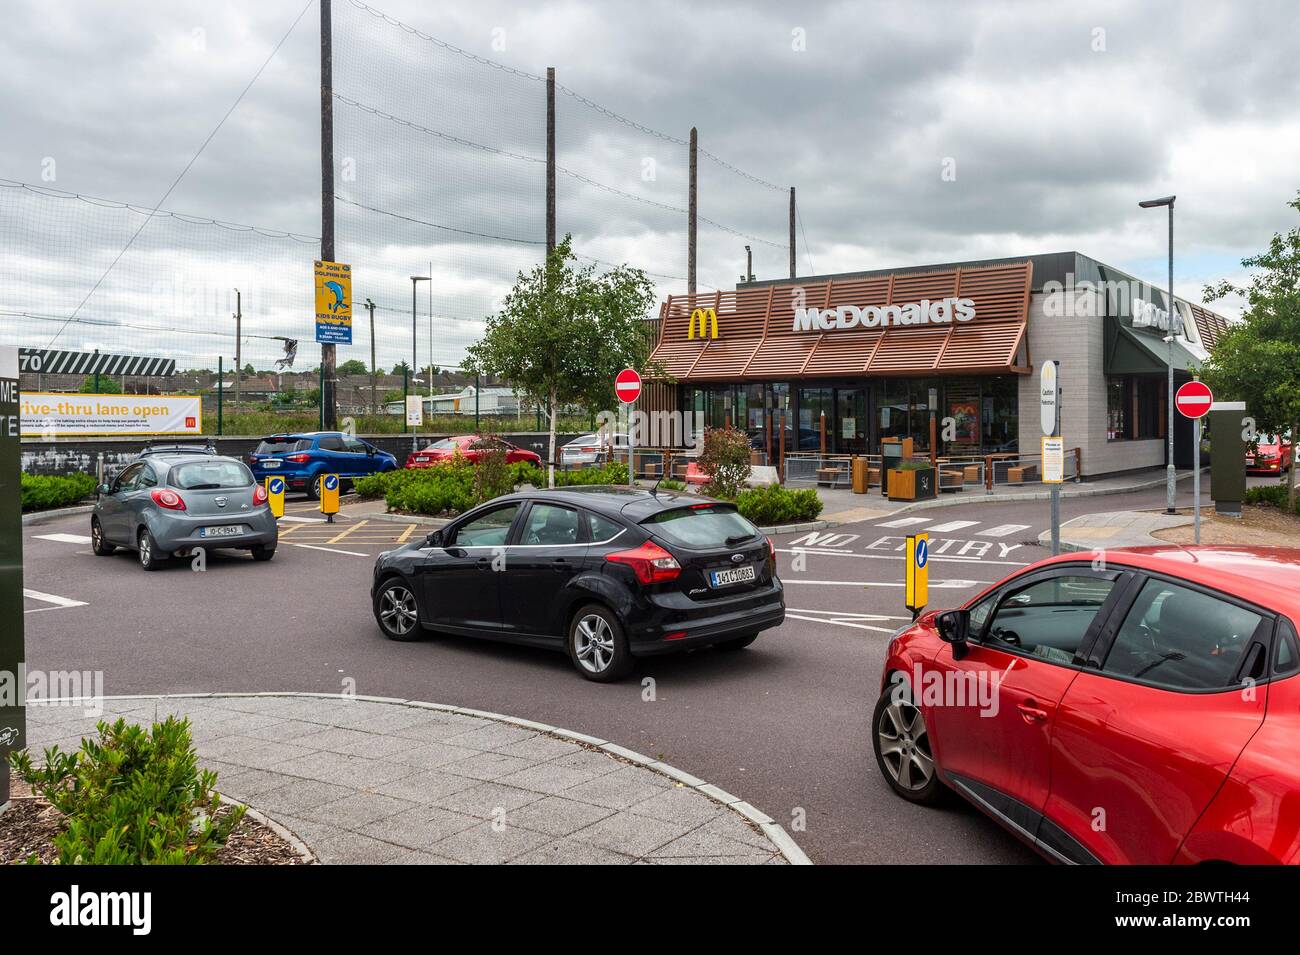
<box><xmin>406</xmin><ymin>435</ymin><xmax>542</xmax><ymax>469</ymax></box>
<box><xmin>1246</xmin><ymin>434</ymin><xmax>1292</xmax><ymax>474</ymax></box>
<box><xmin>874</xmin><ymin>546</ymin><xmax>1300</xmax><ymax>864</ymax></box>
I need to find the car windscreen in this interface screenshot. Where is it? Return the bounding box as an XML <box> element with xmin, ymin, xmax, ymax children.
<box><xmin>425</xmin><ymin>439</ymin><xmax>456</xmax><ymax>451</ymax></box>
<box><xmin>169</xmin><ymin>461</ymin><xmax>254</xmax><ymax>490</ymax></box>
<box><xmin>255</xmin><ymin>438</ymin><xmax>309</xmax><ymax>454</ymax></box>
<box><xmin>641</xmin><ymin>505</ymin><xmax>761</xmax><ymax>548</ymax></box>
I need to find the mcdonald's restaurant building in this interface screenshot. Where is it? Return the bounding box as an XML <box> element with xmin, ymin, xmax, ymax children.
<box><xmin>644</xmin><ymin>253</ymin><xmax>1231</xmax><ymax>479</ymax></box>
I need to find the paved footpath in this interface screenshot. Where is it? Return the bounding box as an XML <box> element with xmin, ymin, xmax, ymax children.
<box><xmin>1039</xmin><ymin>509</ymin><xmax>1193</xmax><ymax>552</ymax></box>
<box><xmin>26</xmin><ymin>694</ymin><xmax>807</xmax><ymax>865</ymax></box>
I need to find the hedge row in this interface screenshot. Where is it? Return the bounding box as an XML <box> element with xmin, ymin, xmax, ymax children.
<box><xmin>734</xmin><ymin>484</ymin><xmax>823</xmax><ymax>526</ymax></box>
<box><xmin>353</xmin><ymin>461</ymin><xmax>629</xmax><ymax>517</ymax></box>
<box><xmin>1244</xmin><ymin>483</ymin><xmax>1300</xmax><ymax>516</ymax></box>
<box><xmin>21</xmin><ymin>472</ymin><xmax>98</xmax><ymax>513</ymax></box>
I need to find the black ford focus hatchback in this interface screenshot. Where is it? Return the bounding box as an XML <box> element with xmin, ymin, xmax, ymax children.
<box><xmin>371</xmin><ymin>486</ymin><xmax>785</xmax><ymax>681</ymax></box>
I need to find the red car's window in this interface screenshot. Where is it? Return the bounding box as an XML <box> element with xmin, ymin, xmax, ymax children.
<box><xmin>1102</xmin><ymin>580</ymin><xmax>1265</xmax><ymax>690</ymax></box>
<box><xmin>984</xmin><ymin>575</ymin><xmax>1116</xmax><ymax>665</ymax></box>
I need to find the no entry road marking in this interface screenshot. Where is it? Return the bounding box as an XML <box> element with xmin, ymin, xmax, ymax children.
<box><xmin>778</xmin><ymin>546</ymin><xmax>1027</xmax><ymax>567</ymax></box>
<box><xmin>876</xmin><ymin>517</ymin><xmax>930</xmax><ymax>528</ymax></box>
<box><xmin>33</xmin><ymin>533</ymin><xmax>92</xmax><ymax>544</ymax></box>
<box><xmin>977</xmin><ymin>523</ymin><xmax>1031</xmax><ymax>538</ymax></box>
<box><xmin>926</xmin><ymin>519</ymin><xmax>979</xmax><ymax>533</ymax></box>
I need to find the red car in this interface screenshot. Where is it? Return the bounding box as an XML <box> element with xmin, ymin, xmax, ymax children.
<box><xmin>1246</xmin><ymin>435</ymin><xmax>1292</xmax><ymax>474</ymax></box>
<box><xmin>874</xmin><ymin>546</ymin><xmax>1300</xmax><ymax>864</ymax></box>
<box><xmin>405</xmin><ymin>435</ymin><xmax>542</xmax><ymax>469</ymax></box>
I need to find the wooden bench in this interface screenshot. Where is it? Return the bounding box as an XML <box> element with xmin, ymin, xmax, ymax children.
<box><xmin>816</xmin><ymin>467</ymin><xmax>846</xmax><ymax>487</ymax></box>
<box><xmin>1007</xmin><ymin>465</ymin><xmax>1037</xmax><ymax>484</ymax></box>
<box><xmin>963</xmin><ymin>465</ymin><xmax>980</xmax><ymax>483</ymax></box>
<box><xmin>939</xmin><ymin>468</ymin><xmax>964</xmax><ymax>491</ymax></box>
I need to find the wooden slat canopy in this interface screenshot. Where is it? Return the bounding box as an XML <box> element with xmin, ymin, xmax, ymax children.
<box><xmin>649</xmin><ymin>260</ymin><xmax>1033</xmax><ymax>380</ymax></box>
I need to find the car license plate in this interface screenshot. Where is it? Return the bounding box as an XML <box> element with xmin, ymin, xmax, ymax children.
<box><xmin>262</xmin><ymin>460</ymin><xmax>281</xmax><ymax>468</ymax></box>
<box><xmin>709</xmin><ymin>565</ymin><xmax>756</xmax><ymax>588</ymax></box>
<box><xmin>199</xmin><ymin>525</ymin><xmax>245</xmax><ymax>539</ymax></box>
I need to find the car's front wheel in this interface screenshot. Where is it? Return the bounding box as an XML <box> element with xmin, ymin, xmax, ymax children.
<box><xmin>374</xmin><ymin>578</ymin><xmax>422</xmax><ymax>641</ymax></box>
<box><xmin>567</xmin><ymin>604</ymin><xmax>633</xmax><ymax>682</ymax></box>
<box><xmin>91</xmin><ymin>517</ymin><xmax>115</xmax><ymax>556</ymax></box>
<box><xmin>872</xmin><ymin>682</ymin><xmax>945</xmax><ymax>805</ymax></box>
<box><xmin>137</xmin><ymin>528</ymin><xmax>166</xmax><ymax>571</ymax></box>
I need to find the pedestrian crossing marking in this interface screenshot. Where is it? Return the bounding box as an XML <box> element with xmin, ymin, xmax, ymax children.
<box><xmin>926</xmin><ymin>520</ymin><xmax>979</xmax><ymax>533</ymax></box>
<box><xmin>876</xmin><ymin>517</ymin><xmax>930</xmax><ymax>528</ymax></box>
<box><xmin>977</xmin><ymin>523</ymin><xmax>1031</xmax><ymax>538</ymax></box>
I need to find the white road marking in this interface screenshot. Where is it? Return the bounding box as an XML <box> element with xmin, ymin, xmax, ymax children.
<box><xmin>977</xmin><ymin>523</ymin><xmax>1031</xmax><ymax>538</ymax></box>
<box><xmin>24</xmin><ymin>589</ymin><xmax>88</xmax><ymax>612</ymax></box>
<box><xmin>926</xmin><ymin>520</ymin><xmax>979</xmax><ymax>533</ymax></box>
<box><xmin>787</xmin><ymin>608</ymin><xmax>911</xmax><ymax>621</ymax></box>
<box><xmin>876</xmin><ymin>517</ymin><xmax>930</xmax><ymax>528</ymax></box>
<box><xmin>778</xmin><ymin>546</ymin><xmax>1027</xmax><ymax>567</ymax></box>
<box><xmin>782</xmin><ymin>578</ymin><xmax>990</xmax><ymax>589</ymax></box>
<box><xmin>279</xmin><ymin>515</ymin><xmax>327</xmax><ymax>524</ymax></box>
<box><xmin>285</xmin><ymin>542</ymin><xmax>370</xmax><ymax>557</ymax></box>
<box><xmin>784</xmin><ymin>612</ymin><xmax>898</xmax><ymax>633</ymax></box>
<box><xmin>34</xmin><ymin>533</ymin><xmax>92</xmax><ymax>544</ymax></box>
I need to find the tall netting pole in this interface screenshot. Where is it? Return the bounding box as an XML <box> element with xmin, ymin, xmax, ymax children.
<box><xmin>546</xmin><ymin>67</ymin><xmax>556</xmax><ymax>254</ymax></box>
<box><xmin>688</xmin><ymin>127</ymin><xmax>697</xmax><ymax>296</ymax></box>
<box><xmin>789</xmin><ymin>187</ymin><xmax>796</xmax><ymax>279</ymax></box>
<box><xmin>320</xmin><ymin>0</ymin><xmax>338</xmax><ymax>430</ymax></box>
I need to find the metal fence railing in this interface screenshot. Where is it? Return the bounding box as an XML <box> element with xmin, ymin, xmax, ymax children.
<box><xmin>780</xmin><ymin>448</ymin><xmax>1083</xmax><ymax>491</ymax></box>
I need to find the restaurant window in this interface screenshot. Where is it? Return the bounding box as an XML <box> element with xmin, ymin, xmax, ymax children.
<box><xmin>1107</xmin><ymin>376</ymin><xmax>1161</xmax><ymax>441</ymax></box>
<box><xmin>797</xmin><ymin>387</ymin><xmax>833</xmax><ymax>450</ymax></box>
<box><xmin>984</xmin><ymin>376</ymin><xmax>1019</xmax><ymax>452</ymax></box>
<box><xmin>878</xmin><ymin>380</ymin><xmax>909</xmax><ymax>444</ymax></box>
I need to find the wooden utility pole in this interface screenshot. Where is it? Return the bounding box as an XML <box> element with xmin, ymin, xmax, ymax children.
<box><xmin>789</xmin><ymin>187</ymin><xmax>796</xmax><ymax>279</ymax></box>
<box><xmin>546</xmin><ymin>68</ymin><xmax>556</xmax><ymax>254</ymax></box>
<box><xmin>687</xmin><ymin>127</ymin><xmax>697</xmax><ymax>295</ymax></box>
<box><xmin>319</xmin><ymin>0</ymin><xmax>337</xmax><ymax>430</ymax></box>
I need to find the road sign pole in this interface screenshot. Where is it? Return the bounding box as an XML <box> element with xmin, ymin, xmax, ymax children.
<box><xmin>1041</xmin><ymin>361</ymin><xmax>1062</xmax><ymax>555</ymax></box>
<box><xmin>1194</xmin><ymin>414</ymin><xmax>1202</xmax><ymax>544</ymax></box>
<box><xmin>1176</xmin><ymin>380</ymin><xmax>1213</xmax><ymax>543</ymax></box>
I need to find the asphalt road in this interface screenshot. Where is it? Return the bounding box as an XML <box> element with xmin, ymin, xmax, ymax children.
<box><xmin>16</xmin><ymin>478</ymin><xmax>1255</xmax><ymax>864</ymax></box>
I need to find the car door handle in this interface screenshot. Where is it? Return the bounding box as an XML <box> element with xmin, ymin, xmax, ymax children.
<box><xmin>1017</xmin><ymin>701</ymin><xmax>1049</xmax><ymax>724</ymax></box>
<box><xmin>475</xmin><ymin>557</ymin><xmax>492</xmax><ymax>569</ymax></box>
<box><xmin>551</xmin><ymin>558</ymin><xmax>568</xmax><ymax>571</ymax></box>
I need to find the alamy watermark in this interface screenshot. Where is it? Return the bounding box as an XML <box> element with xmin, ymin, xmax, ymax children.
<box><xmin>0</xmin><ymin>665</ymin><xmax>105</xmax><ymax>716</ymax></box>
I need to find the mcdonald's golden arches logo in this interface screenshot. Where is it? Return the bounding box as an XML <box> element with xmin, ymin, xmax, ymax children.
<box><xmin>688</xmin><ymin>307</ymin><xmax>719</xmax><ymax>340</ymax></box>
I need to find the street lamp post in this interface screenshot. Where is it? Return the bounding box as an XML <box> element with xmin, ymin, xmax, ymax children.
<box><xmin>410</xmin><ymin>275</ymin><xmax>430</xmax><ymax>453</ymax></box>
<box><xmin>1139</xmin><ymin>195</ymin><xmax>1177</xmax><ymax>514</ymax></box>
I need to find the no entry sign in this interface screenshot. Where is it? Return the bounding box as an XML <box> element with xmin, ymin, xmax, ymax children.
<box><xmin>615</xmin><ymin>368</ymin><xmax>641</xmax><ymax>405</ymax></box>
<box><xmin>1175</xmin><ymin>381</ymin><xmax>1214</xmax><ymax>419</ymax></box>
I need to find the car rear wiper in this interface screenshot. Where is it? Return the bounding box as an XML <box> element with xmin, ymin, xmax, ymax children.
<box><xmin>186</xmin><ymin>483</ymin><xmax>224</xmax><ymax>490</ymax></box>
<box><xmin>725</xmin><ymin>534</ymin><xmax>754</xmax><ymax>546</ymax></box>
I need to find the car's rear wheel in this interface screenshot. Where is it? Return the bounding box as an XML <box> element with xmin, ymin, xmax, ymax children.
<box><xmin>137</xmin><ymin>528</ymin><xmax>165</xmax><ymax>571</ymax></box>
<box><xmin>568</xmin><ymin>604</ymin><xmax>633</xmax><ymax>682</ymax></box>
<box><xmin>716</xmin><ymin>632</ymin><xmax>758</xmax><ymax>651</ymax></box>
<box><xmin>91</xmin><ymin>518</ymin><xmax>115</xmax><ymax>556</ymax></box>
<box><xmin>374</xmin><ymin>578</ymin><xmax>422</xmax><ymax>641</ymax></box>
<box><xmin>250</xmin><ymin>545</ymin><xmax>275</xmax><ymax>562</ymax></box>
<box><xmin>872</xmin><ymin>682</ymin><xmax>945</xmax><ymax>805</ymax></box>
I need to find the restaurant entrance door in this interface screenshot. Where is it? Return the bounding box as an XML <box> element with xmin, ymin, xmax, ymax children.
<box><xmin>835</xmin><ymin>388</ymin><xmax>868</xmax><ymax>454</ymax></box>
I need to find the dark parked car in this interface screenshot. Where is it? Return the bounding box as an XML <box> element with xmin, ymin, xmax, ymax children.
<box><xmin>370</xmin><ymin>486</ymin><xmax>784</xmax><ymax>681</ymax></box>
<box><xmin>247</xmin><ymin>431</ymin><xmax>398</xmax><ymax>497</ymax></box>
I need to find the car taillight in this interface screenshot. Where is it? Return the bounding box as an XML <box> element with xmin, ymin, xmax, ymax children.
<box><xmin>253</xmin><ymin>485</ymin><xmax>268</xmax><ymax>506</ymax></box>
<box><xmin>151</xmin><ymin>488</ymin><xmax>186</xmax><ymax>511</ymax></box>
<box><xmin>285</xmin><ymin>453</ymin><xmax>310</xmax><ymax>463</ymax></box>
<box><xmin>606</xmin><ymin>541</ymin><xmax>681</xmax><ymax>585</ymax></box>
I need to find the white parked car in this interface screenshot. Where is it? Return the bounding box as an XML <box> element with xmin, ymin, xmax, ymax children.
<box><xmin>561</xmin><ymin>432</ymin><xmax>628</xmax><ymax>468</ymax></box>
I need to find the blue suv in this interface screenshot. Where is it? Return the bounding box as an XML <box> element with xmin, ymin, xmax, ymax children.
<box><xmin>247</xmin><ymin>432</ymin><xmax>398</xmax><ymax>498</ymax></box>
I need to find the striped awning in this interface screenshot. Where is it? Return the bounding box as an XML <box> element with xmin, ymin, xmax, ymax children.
<box><xmin>648</xmin><ymin>260</ymin><xmax>1033</xmax><ymax>381</ymax></box>
<box><xmin>19</xmin><ymin>348</ymin><xmax>176</xmax><ymax>377</ymax></box>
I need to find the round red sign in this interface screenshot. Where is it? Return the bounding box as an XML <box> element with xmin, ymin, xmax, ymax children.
<box><xmin>1175</xmin><ymin>380</ymin><xmax>1214</xmax><ymax>419</ymax></box>
<box><xmin>615</xmin><ymin>368</ymin><xmax>641</xmax><ymax>405</ymax></box>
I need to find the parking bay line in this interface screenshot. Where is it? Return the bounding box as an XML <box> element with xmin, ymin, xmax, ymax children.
<box><xmin>777</xmin><ymin>547</ymin><xmax>1027</xmax><ymax>567</ymax></box>
<box><xmin>327</xmin><ymin>519</ymin><xmax>369</xmax><ymax>545</ymax></box>
<box><xmin>285</xmin><ymin>542</ymin><xmax>370</xmax><ymax>557</ymax></box>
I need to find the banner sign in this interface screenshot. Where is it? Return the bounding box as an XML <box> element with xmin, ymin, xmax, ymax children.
<box><xmin>405</xmin><ymin>395</ymin><xmax>424</xmax><ymax>427</ymax></box>
<box><xmin>0</xmin><ymin>346</ymin><xmax>25</xmax><ymax>760</ymax></box>
<box><xmin>1042</xmin><ymin>436</ymin><xmax>1065</xmax><ymax>484</ymax></box>
<box><xmin>18</xmin><ymin>347</ymin><xmax>176</xmax><ymax>378</ymax></box>
<box><xmin>314</xmin><ymin>259</ymin><xmax>353</xmax><ymax>345</ymax></box>
<box><xmin>20</xmin><ymin>393</ymin><xmax>202</xmax><ymax>437</ymax></box>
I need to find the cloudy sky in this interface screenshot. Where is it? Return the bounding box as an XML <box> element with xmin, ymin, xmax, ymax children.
<box><xmin>2</xmin><ymin>0</ymin><xmax>1297</xmax><ymax>370</ymax></box>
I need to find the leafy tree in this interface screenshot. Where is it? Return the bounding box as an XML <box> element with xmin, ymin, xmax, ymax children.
<box><xmin>698</xmin><ymin>426</ymin><xmax>752</xmax><ymax>498</ymax></box>
<box><xmin>80</xmin><ymin>375</ymin><xmax>122</xmax><ymax>394</ymax></box>
<box><xmin>1204</xmin><ymin>190</ymin><xmax>1300</xmax><ymax>508</ymax></box>
<box><xmin>337</xmin><ymin>359</ymin><xmax>369</xmax><ymax>376</ymax></box>
<box><xmin>392</xmin><ymin>361</ymin><xmax>411</xmax><ymax>376</ymax></box>
<box><xmin>242</xmin><ymin>363</ymin><xmax>255</xmax><ymax>376</ymax></box>
<box><xmin>462</xmin><ymin>235</ymin><xmax>657</xmax><ymax>486</ymax></box>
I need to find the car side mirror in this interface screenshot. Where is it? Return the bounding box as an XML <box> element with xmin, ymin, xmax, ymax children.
<box><xmin>936</xmin><ymin>609</ymin><xmax>970</xmax><ymax>645</ymax></box>
<box><xmin>97</xmin><ymin>483</ymin><xmax>111</xmax><ymax>496</ymax></box>
<box><xmin>425</xmin><ymin>529</ymin><xmax>444</xmax><ymax>548</ymax></box>
<box><xmin>367</xmin><ymin>446</ymin><xmax>376</xmax><ymax>456</ymax></box>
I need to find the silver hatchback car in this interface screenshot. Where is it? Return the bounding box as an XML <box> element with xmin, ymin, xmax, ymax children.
<box><xmin>91</xmin><ymin>452</ymin><xmax>278</xmax><ymax>570</ymax></box>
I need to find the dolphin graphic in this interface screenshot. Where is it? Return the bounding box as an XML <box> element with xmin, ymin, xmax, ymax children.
<box><xmin>324</xmin><ymin>280</ymin><xmax>347</xmax><ymax>313</ymax></box>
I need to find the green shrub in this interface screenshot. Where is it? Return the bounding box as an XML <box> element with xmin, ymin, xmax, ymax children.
<box><xmin>509</xmin><ymin>460</ymin><xmax>545</xmax><ymax>488</ymax></box>
<box><xmin>698</xmin><ymin>427</ymin><xmax>752</xmax><ymax>499</ymax></box>
<box><xmin>554</xmin><ymin>462</ymin><xmax>629</xmax><ymax>486</ymax></box>
<box><xmin>352</xmin><ymin>470</ymin><xmax>398</xmax><ymax>499</ymax></box>
<box><xmin>656</xmin><ymin>478</ymin><xmax>686</xmax><ymax>491</ymax></box>
<box><xmin>9</xmin><ymin>716</ymin><xmax>244</xmax><ymax>865</ymax></box>
<box><xmin>20</xmin><ymin>472</ymin><xmax>97</xmax><ymax>512</ymax></box>
<box><xmin>1245</xmin><ymin>484</ymin><xmax>1288</xmax><ymax>508</ymax></box>
<box><xmin>736</xmin><ymin>484</ymin><xmax>823</xmax><ymax>526</ymax></box>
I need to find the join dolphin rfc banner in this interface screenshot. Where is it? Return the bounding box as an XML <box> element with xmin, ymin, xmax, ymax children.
<box><xmin>0</xmin><ymin>346</ymin><xmax>25</xmax><ymax>802</ymax></box>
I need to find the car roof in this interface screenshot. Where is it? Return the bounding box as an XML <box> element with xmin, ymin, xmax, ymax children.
<box><xmin>144</xmin><ymin>452</ymin><xmax>247</xmax><ymax>469</ymax></box>
<box><xmin>1031</xmin><ymin>546</ymin><xmax>1300</xmax><ymax>619</ymax></box>
<box><xmin>490</xmin><ymin>485</ymin><xmax>726</xmax><ymax>520</ymax></box>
